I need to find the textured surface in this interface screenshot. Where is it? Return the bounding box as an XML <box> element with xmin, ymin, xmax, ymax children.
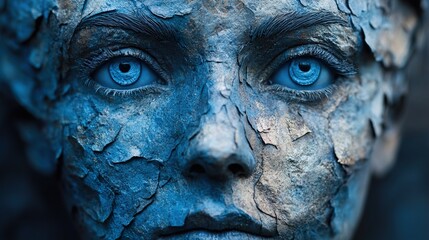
<box><xmin>0</xmin><ymin>0</ymin><xmax>425</xmax><ymax>239</ymax></box>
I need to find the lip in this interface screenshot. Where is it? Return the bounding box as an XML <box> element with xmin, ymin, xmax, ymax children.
<box><xmin>159</xmin><ymin>230</ymin><xmax>274</xmax><ymax>239</ymax></box>
<box><xmin>156</xmin><ymin>207</ymin><xmax>277</xmax><ymax>239</ymax></box>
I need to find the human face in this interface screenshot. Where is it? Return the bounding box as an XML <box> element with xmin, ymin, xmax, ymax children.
<box><xmin>49</xmin><ymin>0</ymin><xmax>393</xmax><ymax>239</ymax></box>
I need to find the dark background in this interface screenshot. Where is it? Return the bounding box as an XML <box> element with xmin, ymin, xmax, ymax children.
<box><xmin>353</xmin><ymin>25</ymin><xmax>429</xmax><ymax>240</ymax></box>
<box><xmin>0</xmin><ymin>23</ymin><xmax>428</xmax><ymax>240</ymax></box>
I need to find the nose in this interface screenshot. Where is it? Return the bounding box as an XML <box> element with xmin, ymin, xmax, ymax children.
<box><xmin>183</xmin><ymin>106</ymin><xmax>256</xmax><ymax>180</ymax></box>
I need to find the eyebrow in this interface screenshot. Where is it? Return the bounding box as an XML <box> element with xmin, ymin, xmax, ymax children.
<box><xmin>252</xmin><ymin>11</ymin><xmax>348</xmax><ymax>40</ymax></box>
<box><xmin>74</xmin><ymin>10</ymin><xmax>177</xmax><ymax>41</ymax></box>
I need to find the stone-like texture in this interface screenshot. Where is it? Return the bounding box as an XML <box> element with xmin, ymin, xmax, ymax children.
<box><xmin>0</xmin><ymin>0</ymin><xmax>425</xmax><ymax>239</ymax></box>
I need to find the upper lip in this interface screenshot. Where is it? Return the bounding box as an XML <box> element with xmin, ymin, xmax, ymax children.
<box><xmin>157</xmin><ymin>207</ymin><xmax>277</xmax><ymax>238</ymax></box>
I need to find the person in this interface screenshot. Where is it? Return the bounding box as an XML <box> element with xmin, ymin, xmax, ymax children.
<box><xmin>0</xmin><ymin>0</ymin><xmax>425</xmax><ymax>239</ymax></box>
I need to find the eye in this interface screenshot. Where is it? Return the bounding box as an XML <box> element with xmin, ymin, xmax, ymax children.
<box><xmin>270</xmin><ymin>57</ymin><xmax>334</xmax><ymax>90</ymax></box>
<box><xmin>93</xmin><ymin>56</ymin><xmax>159</xmax><ymax>90</ymax></box>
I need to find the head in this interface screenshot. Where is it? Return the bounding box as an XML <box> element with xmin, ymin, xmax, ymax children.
<box><xmin>0</xmin><ymin>0</ymin><xmax>425</xmax><ymax>239</ymax></box>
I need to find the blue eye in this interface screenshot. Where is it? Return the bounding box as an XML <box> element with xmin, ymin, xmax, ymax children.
<box><xmin>93</xmin><ymin>56</ymin><xmax>159</xmax><ymax>90</ymax></box>
<box><xmin>109</xmin><ymin>58</ymin><xmax>142</xmax><ymax>86</ymax></box>
<box><xmin>270</xmin><ymin>57</ymin><xmax>334</xmax><ymax>90</ymax></box>
<box><xmin>289</xmin><ymin>58</ymin><xmax>321</xmax><ymax>86</ymax></box>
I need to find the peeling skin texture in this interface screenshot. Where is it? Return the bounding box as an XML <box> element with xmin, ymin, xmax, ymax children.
<box><xmin>0</xmin><ymin>0</ymin><xmax>423</xmax><ymax>239</ymax></box>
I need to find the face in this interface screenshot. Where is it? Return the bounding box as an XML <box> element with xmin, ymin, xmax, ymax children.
<box><xmin>0</xmin><ymin>0</ymin><xmax>419</xmax><ymax>239</ymax></box>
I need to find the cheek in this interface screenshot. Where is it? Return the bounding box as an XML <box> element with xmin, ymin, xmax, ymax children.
<box><xmin>56</xmin><ymin>85</ymin><xmax>203</xmax><ymax>237</ymax></box>
<box><xmin>248</xmin><ymin>80</ymin><xmax>377</xmax><ymax>236</ymax></box>
<box><xmin>251</xmin><ymin>104</ymin><xmax>343</xmax><ymax>227</ymax></box>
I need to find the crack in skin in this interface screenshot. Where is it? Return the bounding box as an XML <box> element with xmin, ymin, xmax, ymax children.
<box><xmin>0</xmin><ymin>0</ymin><xmax>425</xmax><ymax>239</ymax></box>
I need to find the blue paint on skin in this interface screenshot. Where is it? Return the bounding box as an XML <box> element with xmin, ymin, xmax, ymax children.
<box><xmin>0</xmin><ymin>0</ymin><xmax>422</xmax><ymax>240</ymax></box>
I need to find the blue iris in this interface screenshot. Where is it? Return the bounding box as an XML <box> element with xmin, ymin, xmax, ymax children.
<box><xmin>93</xmin><ymin>56</ymin><xmax>159</xmax><ymax>90</ymax></box>
<box><xmin>289</xmin><ymin>58</ymin><xmax>321</xmax><ymax>86</ymax></box>
<box><xmin>270</xmin><ymin>57</ymin><xmax>334</xmax><ymax>90</ymax></box>
<box><xmin>109</xmin><ymin>58</ymin><xmax>142</xmax><ymax>86</ymax></box>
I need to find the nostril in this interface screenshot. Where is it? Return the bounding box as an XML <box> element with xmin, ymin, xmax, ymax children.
<box><xmin>228</xmin><ymin>163</ymin><xmax>246</xmax><ymax>176</ymax></box>
<box><xmin>189</xmin><ymin>163</ymin><xmax>206</xmax><ymax>174</ymax></box>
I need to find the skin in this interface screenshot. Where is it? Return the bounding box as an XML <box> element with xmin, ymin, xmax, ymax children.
<box><xmin>0</xmin><ymin>0</ymin><xmax>420</xmax><ymax>239</ymax></box>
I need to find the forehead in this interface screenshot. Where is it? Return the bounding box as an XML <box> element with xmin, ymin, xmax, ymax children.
<box><xmin>59</xmin><ymin>0</ymin><xmax>344</xmax><ymax>23</ymax></box>
<box><xmin>57</xmin><ymin>0</ymin><xmax>351</xmax><ymax>51</ymax></box>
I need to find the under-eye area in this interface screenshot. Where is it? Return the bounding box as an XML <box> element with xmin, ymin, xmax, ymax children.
<box><xmin>263</xmin><ymin>45</ymin><xmax>357</xmax><ymax>102</ymax></box>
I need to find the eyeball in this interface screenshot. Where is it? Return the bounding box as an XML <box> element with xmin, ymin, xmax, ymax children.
<box><xmin>288</xmin><ymin>58</ymin><xmax>321</xmax><ymax>86</ymax></box>
<box><xmin>270</xmin><ymin>57</ymin><xmax>334</xmax><ymax>90</ymax></box>
<box><xmin>93</xmin><ymin>56</ymin><xmax>159</xmax><ymax>90</ymax></box>
<box><xmin>109</xmin><ymin>57</ymin><xmax>142</xmax><ymax>86</ymax></box>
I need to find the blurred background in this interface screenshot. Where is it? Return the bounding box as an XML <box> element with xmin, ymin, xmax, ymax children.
<box><xmin>0</xmin><ymin>15</ymin><xmax>428</xmax><ymax>240</ymax></box>
<box><xmin>354</xmin><ymin>20</ymin><xmax>429</xmax><ymax>240</ymax></box>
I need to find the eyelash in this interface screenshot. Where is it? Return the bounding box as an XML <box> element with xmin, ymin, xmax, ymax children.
<box><xmin>75</xmin><ymin>45</ymin><xmax>355</xmax><ymax>100</ymax></box>
<box><xmin>76</xmin><ymin>48</ymin><xmax>168</xmax><ymax>97</ymax></box>
<box><xmin>263</xmin><ymin>45</ymin><xmax>357</xmax><ymax>102</ymax></box>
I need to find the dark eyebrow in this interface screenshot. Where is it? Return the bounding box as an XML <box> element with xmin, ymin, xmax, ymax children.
<box><xmin>74</xmin><ymin>10</ymin><xmax>177</xmax><ymax>41</ymax></box>
<box><xmin>252</xmin><ymin>11</ymin><xmax>348</xmax><ymax>40</ymax></box>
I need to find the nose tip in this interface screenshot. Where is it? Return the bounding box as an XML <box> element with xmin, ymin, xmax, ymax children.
<box><xmin>185</xmin><ymin>153</ymin><xmax>255</xmax><ymax>179</ymax></box>
<box><xmin>183</xmin><ymin>95</ymin><xmax>256</xmax><ymax>180</ymax></box>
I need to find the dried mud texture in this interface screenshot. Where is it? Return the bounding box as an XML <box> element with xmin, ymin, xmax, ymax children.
<box><xmin>0</xmin><ymin>0</ymin><xmax>424</xmax><ymax>239</ymax></box>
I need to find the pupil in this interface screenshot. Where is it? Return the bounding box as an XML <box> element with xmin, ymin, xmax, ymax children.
<box><xmin>119</xmin><ymin>63</ymin><xmax>131</xmax><ymax>73</ymax></box>
<box><xmin>299</xmin><ymin>63</ymin><xmax>311</xmax><ymax>72</ymax></box>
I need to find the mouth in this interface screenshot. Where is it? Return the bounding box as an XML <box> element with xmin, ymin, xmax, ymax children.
<box><xmin>159</xmin><ymin>230</ymin><xmax>274</xmax><ymax>239</ymax></box>
<box><xmin>157</xmin><ymin>207</ymin><xmax>277</xmax><ymax>239</ymax></box>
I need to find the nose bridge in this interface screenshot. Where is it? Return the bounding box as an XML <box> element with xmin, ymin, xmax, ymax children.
<box><xmin>184</xmin><ymin>61</ymin><xmax>255</xmax><ymax>179</ymax></box>
<box><xmin>193</xmin><ymin>103</ymin><xmax>238</xmax><ymax>161</ymax></box>
<box><xmin>202</xmin><ymin>60</ymin><xmax>237</xmax><ymax>154</ymax></box>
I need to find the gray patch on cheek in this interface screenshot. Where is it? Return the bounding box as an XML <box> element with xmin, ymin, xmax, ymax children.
<box><xmin>286</xmin><ymin>110</ymin><xmax>312</xmax><ymax>142</ymax></box>
<box><xmin>255</xmin><ymin>116</ymin><xmax>279</xmax><ymax>147</ymax></box>
<box><xmin>76</xmin><ymin>117</ymin><xmax>122</xmax><ymax>153</ymax></box>
<box><xmin>329</xmin><ymin>97</ymin><xmax>374</xmax><ymax>166</ymax></box>
<box><xmin>248</xmin><ymin>104</ymin><xmax>311</xmax><ymax>146</ymax></box>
